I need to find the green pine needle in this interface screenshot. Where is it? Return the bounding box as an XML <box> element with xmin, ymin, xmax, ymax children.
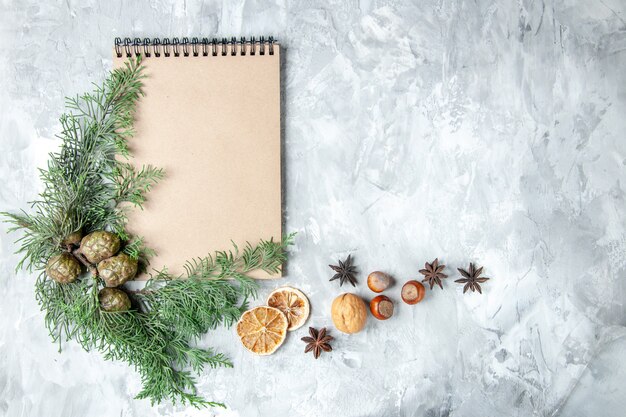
<box><xmin>3</xmin><ymin>57</ymin><xmax>295</xmax><ymax>408</ymax></box>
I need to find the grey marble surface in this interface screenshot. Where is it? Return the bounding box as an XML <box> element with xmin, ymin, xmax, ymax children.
<box><xmin>1</xmin><ymin>0</ymin><xmax>626</xmax><ymax>416</ymax></box>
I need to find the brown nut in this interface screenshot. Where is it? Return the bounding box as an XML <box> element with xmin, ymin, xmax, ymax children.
<box><xmin>331</xmin><ymin>293</ymin><xmax>368</xmax><ymax>334</ymax></box>
<box><xmin>401</xmin><ymin>280</ymin><xmax>425</xmax><ymax>305</ymax></box>
<box><xmin>370</xmin><ymin>295</ymin><xmax>394</xmax><ymax>320</ymax></box>
<box><xmin>367</xmin><ymin>271</ymin><xmax>391</xmax><ymax>293</ymax></box>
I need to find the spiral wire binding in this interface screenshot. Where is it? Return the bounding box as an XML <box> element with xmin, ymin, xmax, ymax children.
<box><xmin>115</xmin><ymin>36</ymin><xmax>275</xmax><ymax>58</ymax></box>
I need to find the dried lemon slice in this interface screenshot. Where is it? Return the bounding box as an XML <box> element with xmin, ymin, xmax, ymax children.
<box><xmin>266</xmin><ymin>287</ymin><xmax>310</xmax><ymax>331</ymax></box>
<box><xmin>236</xmin><ymin>306</ymin><xmax>288</xmax><ymax>355</ymax></box>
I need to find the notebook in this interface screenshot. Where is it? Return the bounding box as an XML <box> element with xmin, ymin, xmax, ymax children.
<box><xmin>113</xmin><ymin>37</ymin><xmax>282</xmax><ymax>278</ymax></box>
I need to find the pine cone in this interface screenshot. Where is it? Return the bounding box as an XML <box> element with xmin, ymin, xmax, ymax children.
<box><xmin>46</xmin><ymin>253</ymin><xmax>81</xmax><ymax>284</ymax></box>
<box><xmin>98</xmin><ymin>253</ymin><xmax>138</xmax><ymax>287</ymax></box>
<box><xmin>79</xmin><ymin>231</ymin><xmax>121</xmax><ymax>264</ymax></box>
<box><xmin>62</xmin><ymin>230</ymin><xmax>83</xmax><ymax>247</ymax></box>
<box><xmin>98</xmin><ymin>287</ymin><xmax>131</xmax><ymax>312</ymax></box>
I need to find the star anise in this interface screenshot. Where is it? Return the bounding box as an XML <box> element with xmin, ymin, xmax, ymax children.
<box><xmin>419</xmin><ymin>258</ymin><xmax>448</xmax><ymax>289</ymax></box>
<box><xmin>329</xmin><ymin>254</ymin><xmax>357</xmax><ymax>287</ymax></box>
<box><xmin>301</xmin><ymin>327</ymin><xmax>334</xmax><ymax>359</ymax></box>
<box><xmin>455</xmin><ymin>263</ymin><xmax>490</xmax><ymax>294</ymax></box>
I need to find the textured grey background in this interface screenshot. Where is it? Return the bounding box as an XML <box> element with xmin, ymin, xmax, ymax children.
<box><xmin>1</xmin><ymin>0</ymin><xmax>625</xmax><ymax>416</ymax></box>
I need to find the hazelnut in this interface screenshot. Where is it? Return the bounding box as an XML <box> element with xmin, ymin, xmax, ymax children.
<box><xmin>331</xmin><ymin>293</ymin><xmax>368</xmax><ymax>334</ymax></box>
<box><xmin>401</xmin><ymin>280</ymin><xmax>425</xmax><ymax>305</ymax></box>
<box><xmin>367</xmin><ymin>271</ymin><xmax>391</xmax><ymax>293</ymax></box>
<box><xmin>370</xmin><ymin>295</ymin><xmax>394</xmax><ymax>320</ymax></box>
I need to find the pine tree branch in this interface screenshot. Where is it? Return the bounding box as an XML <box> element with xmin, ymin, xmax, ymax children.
<box><xmin>2</xmin><ymin>57</ymin><xmax>296</xmax><ymax>408</ymax></box>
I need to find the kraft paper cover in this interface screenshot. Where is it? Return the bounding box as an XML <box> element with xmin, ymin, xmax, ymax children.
<box><xmin>113</xmin><ymin>45</ymin><xmax>282</xmax><ymax>278</ymax></box>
